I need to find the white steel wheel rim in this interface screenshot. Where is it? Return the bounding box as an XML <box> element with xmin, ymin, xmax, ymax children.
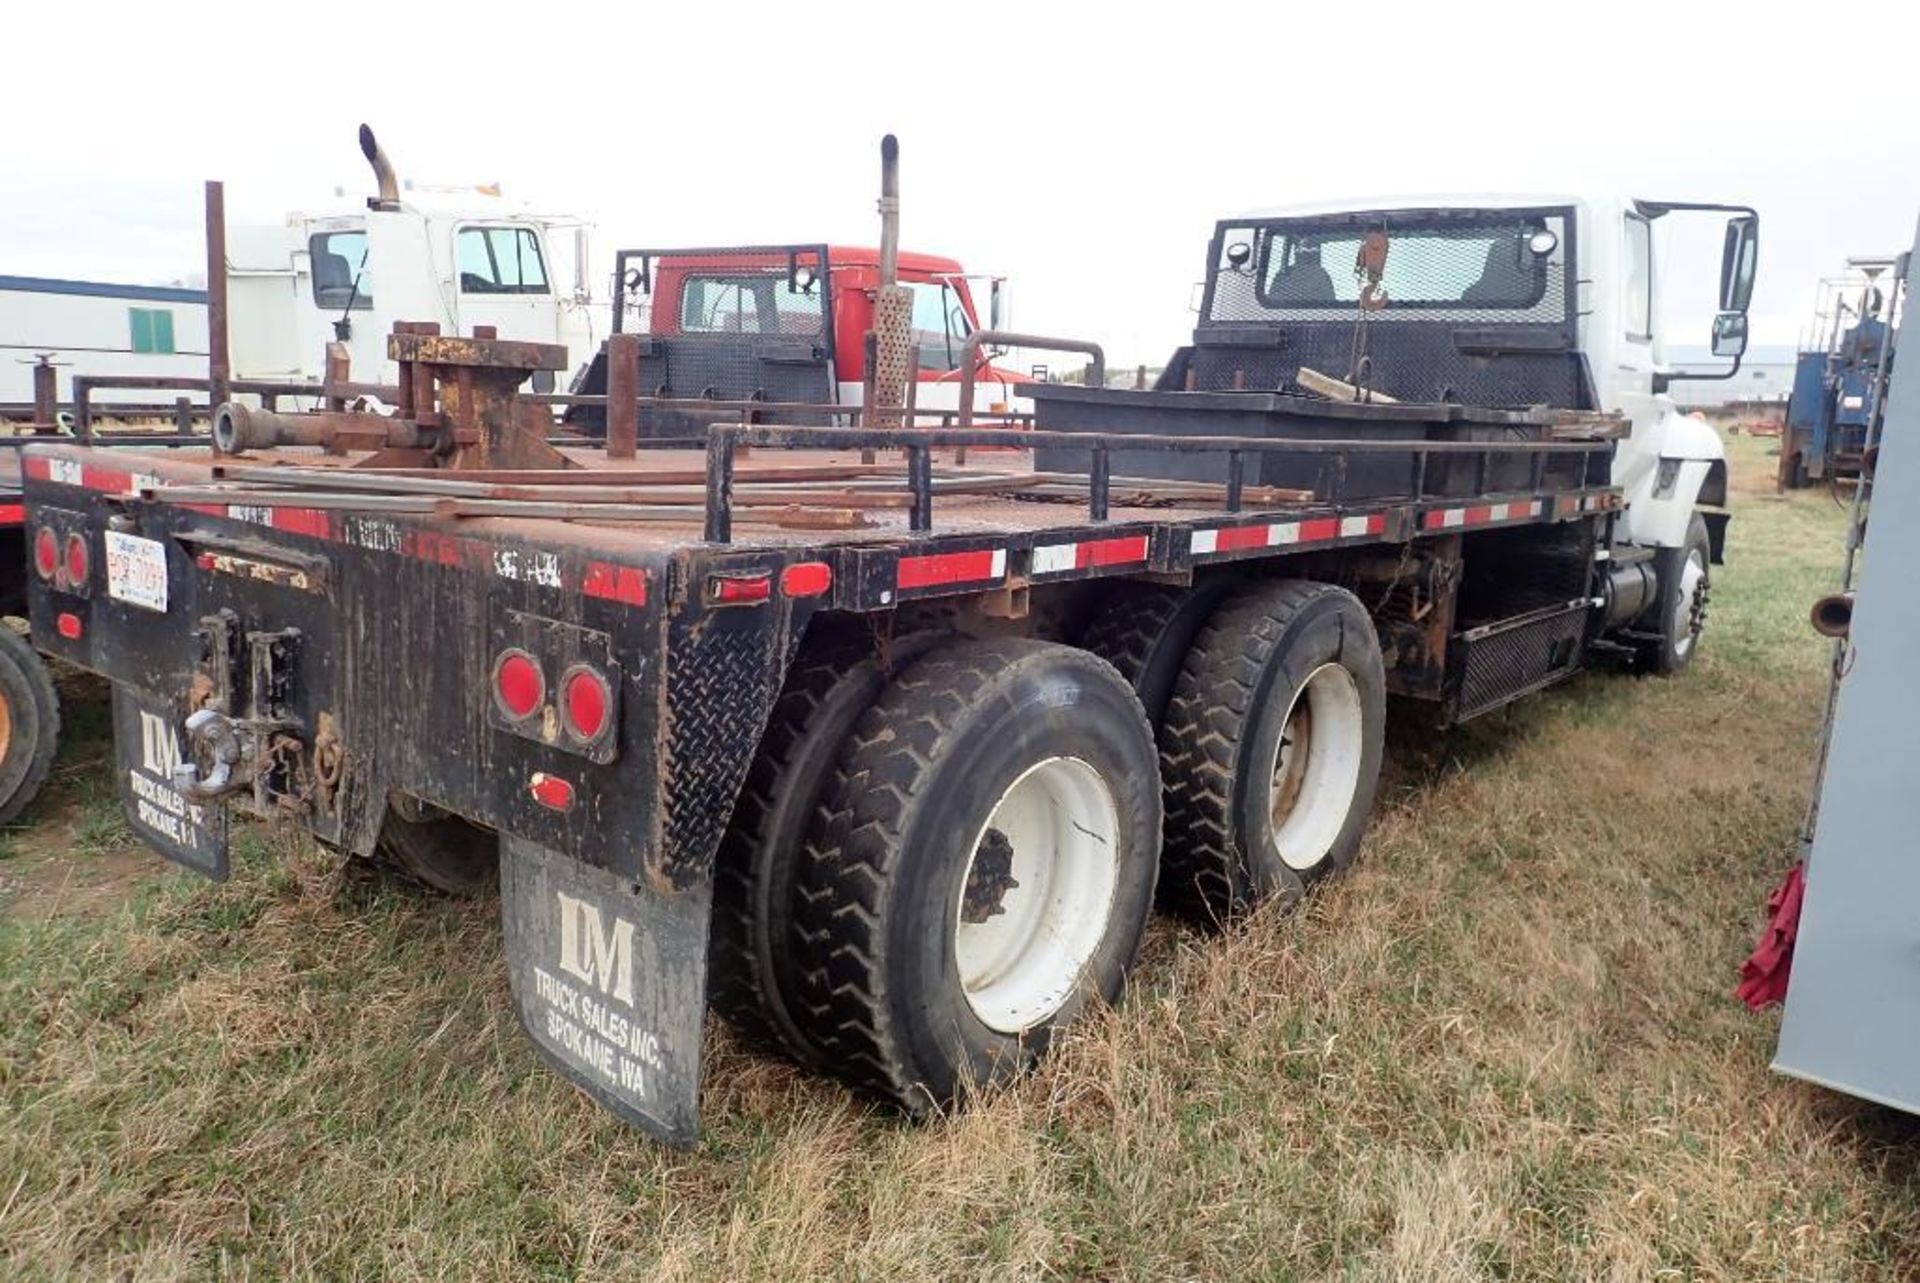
<box><xmin>1674</xmin><ymin>551</ymin><xmax>1707</xmax><ymax>658</ymax></box>
<box><xmin>954</xmin><ymin>756</ymin><xmax>1121</xmax><ymax>1035</ymax></box>
<box><xmin>1266</xmin><ymin>662</ymin><xmax>1366</xmax><ymax>872</ymax></box>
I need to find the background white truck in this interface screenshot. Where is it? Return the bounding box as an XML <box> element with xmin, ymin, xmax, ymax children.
<box><xmin>0</xmin><ymin>127</ymin><xmax>594</xmax><ymax>418</ymax></box>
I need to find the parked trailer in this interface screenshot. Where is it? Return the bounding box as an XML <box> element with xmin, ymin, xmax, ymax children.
<box><xmin>1743</xmin><ymin>229</ymin><xmax>1917</xmax><ymax>1113</ymax></box>
<box><xmin>23</xmin><ymin>140</ymin><xmax>1758</xmax><ymax>1145</ymax></box>
<box><xmin>1777</xmin><ymin>256</ymin><xmax>1905</xmax><ymax>489</ymax></box>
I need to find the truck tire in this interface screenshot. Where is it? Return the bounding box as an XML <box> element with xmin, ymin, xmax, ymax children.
<box><xmin>0</xmin><ymin>625</ymin><xmax>58</xmax><ymax>828</ymax></box>
<box><xmin>1642</xmin><ymin>512</ymin><xmax>1712</xmax><ymax>675</ymax></box>
<box><xmin>707</xmin><ymin>628</ymin><xmax>947</xmax><ymax>1066</ymax></box>
<box><xmin>1159</xmin><ymin>580</ymin><xmax>1386</xmax><ymax>919</ymax></box>
<box><xmin>1078</xmin><ymin>580</ymin><xmax>1233</xmax><ymax>727</ymax></box>
<box><xmin>789</xmin><ymin>638</ymin><xmax>1161</xmax><ymax>1112</ymax></box>
<box><xmin>371</xmin><ymin>807</ymin><xmax>498</xmax><ymax>896</ymax></box>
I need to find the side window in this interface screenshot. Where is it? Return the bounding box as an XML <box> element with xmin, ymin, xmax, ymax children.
<box><xmin>457</xmin><ymin>227</ymin><xmax>550</xmax><ymax>295</ymax></box>
<box><xmin>309</xmin><ymin>231</ymin><xmax>372</xmax><ymax>309</ymax></box>
<box><xmin>1623</xmin><ymin>215</ymin><xmax>1652</xmax><ymax>342</ymax></box>
<box><xmin>128</xmin><ymin>308</ymin><xmax>176</xmax><ymax>354</ymax></box>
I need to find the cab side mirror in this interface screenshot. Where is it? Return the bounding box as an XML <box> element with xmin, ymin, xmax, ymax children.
<box><xmin>989</xmin><ymin>279</ymin><xmax>1004</xmax><ymax>330</ymax></box>
<box><xmin>1719</xmin><ymin>215</ymin><xmax>1758</xmax><ymax>314</ymax></box>
<box><xmin>1711</xmin><ymin>311</ymin><xmax>1748</xmax><ymax>359</ymax></box>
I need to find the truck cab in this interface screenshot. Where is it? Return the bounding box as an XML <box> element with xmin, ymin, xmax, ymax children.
<box><xmin>1193</xmin><ymin>194</ymin><xmax>1758</xmax><ymax>554</ymax></box>
<box><xmin>225</xmin><ymin>129</ymin><xmax>594</xmax><ymax>394</ymax></box>
<box><xmin>565</xmin><ymin>243</ymin><xmax>1018</xmax><ymax>438</ymax></box>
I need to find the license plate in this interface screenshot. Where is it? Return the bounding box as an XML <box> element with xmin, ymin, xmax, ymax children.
<box><xmin>104</xmin><ymin>531</ymin><xmax>169</xmax><ymax>612</ymax></box>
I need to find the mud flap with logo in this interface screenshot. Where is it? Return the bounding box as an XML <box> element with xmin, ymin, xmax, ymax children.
<box><xmin>112</xmin><ymin>685</ymin><xmax>229</xmax><ymax>879</ymax></box>
<box><xmin>500</xmin><ymin>835</ymin><xmax>710</xmax><ymax>1146</ymax></box>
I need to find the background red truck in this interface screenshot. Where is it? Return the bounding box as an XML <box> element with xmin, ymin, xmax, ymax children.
<box><xmin>563</xmin><ymin>243</ymin><xmax>1028</xmax><ymax>440</ymax></box>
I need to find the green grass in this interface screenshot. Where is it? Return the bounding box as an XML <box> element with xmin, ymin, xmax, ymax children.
<box><xmin>3</xmin><ymin>431</ymin><xmax>1917</xmax><ymax>1280</ymax></box>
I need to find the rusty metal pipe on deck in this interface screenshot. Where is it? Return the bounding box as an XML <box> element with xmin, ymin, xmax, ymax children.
<box><xmin>211</xmin><ymin>403</ymin><xmax>430</xmax><ymax>454</ymax></box>
<box><xmin>1810</xmin><ymin>591</ymin><xmax>1855</xmax><ymax>639</ymax></box>
<box><xmin>956</xmin><ymin>331</ymin><xmax>1106</xmax><ymax>427</ymax></box>
<box><xmin>206</xmin><ymin>181</ymin><xmax>231</xmax><ymax>411</ymax></box>
<box><xmin>604</xmin><ymin>332</ymin><xmax>640</xmax><ymax>459</ymax></box>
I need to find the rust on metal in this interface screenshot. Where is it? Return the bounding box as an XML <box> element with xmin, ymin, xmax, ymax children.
<box><xmin>206</xmin><ymin>180</ymin><xmax>232</xmax><ymax>409</ymax></box>
<box><xmin>1356</xmin><ymin>229</ymin><xmax>1389</xmax><ymax>312</ymax></box>
<box><xmin>29</xmin><ymin>356</ymin><xmax>59</xmax><ymax>433</ymax></box>
<box><xmin>605</xmin><ymin>332</ymin><xmax>640</xmax><ymax>460</ymax></box>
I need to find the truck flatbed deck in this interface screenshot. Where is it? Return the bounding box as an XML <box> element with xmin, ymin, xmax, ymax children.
<box><xmin>22</xmin><ymin>419</ymin><xmax>1619</xmax><ymax>606</ymax></box>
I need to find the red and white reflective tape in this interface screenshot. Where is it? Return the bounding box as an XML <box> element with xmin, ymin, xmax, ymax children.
<box><xmin>1189</xmin><ymin>512</ymin><xmax>1384</xmax><ymax>557</ymax></box>
<box><xmin>896</xmin><ymin>547</ymin><xmax>1007</xmax><ymax>591</ymax></box>
<box><xmin>1552</xmin><ymin>491</ymin><xmax>1620</xmax><ymax>519</ymax></box>
<box><xmin>1030</xmin><ymin>533</ymin><xmax>1150</xmax><ymax>576</ymax></box>
<box><xmin>22</xmin><ymin>452</ymin><xmax>655</xmax><ymax>607</ymax></box>
<box><xmin>1419</xmin><ymin>499</ymin><xmax>1543</xmax><ymax>532</ymax></box>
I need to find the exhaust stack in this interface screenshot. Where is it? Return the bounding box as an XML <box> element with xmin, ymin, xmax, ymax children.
<box><xmin>867</xmin><ymin>134</ymin><xmax>911</xmax><ymax>428</ymax></box>
<box><xmin>359</xmin><ymin>124</ymin><xmax>400</xmax><ymax>210</ymax></box>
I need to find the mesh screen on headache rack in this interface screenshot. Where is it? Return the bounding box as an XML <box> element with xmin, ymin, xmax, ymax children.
<box><xmin>1188</xmin><ymin>206</ymin><xmax>1583</xmax><ymax>407</ymax></box>
<box><xmin>1205</xmin><ymin>209</ymin><xmax>1572</xmax><ymax>328</ymax></box>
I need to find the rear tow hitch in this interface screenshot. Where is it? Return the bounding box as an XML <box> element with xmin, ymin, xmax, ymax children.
<box><xmin>173</xmin><ymin>707</ymin><xmax>291</xmax><ymax>804</ymax></box>
<box><xmin>173</xmin><ymin>617</ymin><xmax>313</xmax><ymax>812</ymax></box>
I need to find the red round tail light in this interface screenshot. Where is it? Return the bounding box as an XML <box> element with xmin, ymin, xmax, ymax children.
<box><xmin>32</xmin><ymin>527</ymin><xmax>57</xmax><ymax>581</ymax></box>
<box><xmin>492</xmin><ymin>649</ymin><xmax>544</xmax><ymax>721</ymax></box>
<box><xmin>64</xmin><ymin>533</ymin><xmax>90</xmax><ymax>586</ymax></box>
<box><xmin>561</xmin><ymin>665</ymin><xmax>612</xmax><ymax>743</ymax></box>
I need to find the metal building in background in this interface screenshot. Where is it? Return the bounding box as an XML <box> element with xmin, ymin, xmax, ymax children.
<box><xmin>1771</xmin><ymin>218</ymin><xmax>1918</xmax><ymax>1114</ymax></box>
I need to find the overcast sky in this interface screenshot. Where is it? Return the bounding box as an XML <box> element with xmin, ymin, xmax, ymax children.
<box><xmin>7</xmin><ymin>1</ymin><xmax>1918</xmax><ymax>366</ymax></box>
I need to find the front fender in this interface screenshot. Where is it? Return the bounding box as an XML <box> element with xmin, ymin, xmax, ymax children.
<box><xmin>1617</xmin><ymin>407</ymin><xmax>1727</xmax><ymax>549</ymax></box>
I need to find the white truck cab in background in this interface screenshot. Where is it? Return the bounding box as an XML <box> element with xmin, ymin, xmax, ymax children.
<box><xmin>225</xmin><ymin>127</ymin><xmax>597</xmax><ymax>394</ymax></box>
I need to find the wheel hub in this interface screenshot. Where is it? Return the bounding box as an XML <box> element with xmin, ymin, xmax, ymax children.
<box><xmin>961</xmin><ymin>827</ymin><xmax>1021</xmax><ymax>923</ymax></box>
<box><xmin>1674</xmin><ymin>550</ymin><xmax>1709</xmax><ymax>658</ymax></box>
<box><xmin>1265</xmin><ymin>663</ymin><xmax>1366</xmax><ymax>872</ymax></box>
<box><xmin>953</xmin><ymin>756</ymin><xmax>1121</xmax><ymax>1034</ymax></box>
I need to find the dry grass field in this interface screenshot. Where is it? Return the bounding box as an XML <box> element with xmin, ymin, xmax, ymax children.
<box><xmin>2</xmin><ymin>431</ymin><xmax>1915</xmax><ymax>1280</ymax></box>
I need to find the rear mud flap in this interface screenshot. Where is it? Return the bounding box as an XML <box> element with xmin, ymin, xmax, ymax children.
<box><xmin>112</xmin><ymin>686</ymin><xmax>229</xmax><ymax>879</ymax></box>
<box><xmin>500</xmin><ymin>836</ymin><xmax>710</xmax><ymax>1146</ymax></box>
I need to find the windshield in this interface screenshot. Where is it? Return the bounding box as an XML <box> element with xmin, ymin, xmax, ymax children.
<box><xmin>1207</xmin><ymin>209</ymin><xmax>1571</xmax><ymax>325</ymax></box>
<box><xmin>908</xmin><ymin>280</ymin><xmax>974</xmax><ymax>372</ymax></box>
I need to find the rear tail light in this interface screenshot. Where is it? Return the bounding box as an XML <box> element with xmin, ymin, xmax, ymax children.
<box><xmin>560</xmin><ymin>665</ymin><xmax>613</xmax><ymax>744</ymax></box>
<box><xmin>492</xmin><ymin>649</ymin><xmax>544</xmax><ymax>721</ymax></box>
<box><xmin>64</xmin><ymin>533</ymin><xmax>90</xmax><ymax>587</ymax></box>
<box><xmin>779</xmin><ymin>561</ymin><xmax>833</xmax><ymax>598</ymax></box>
<box><xmin>529</xmin><ymin>772</ymin><xmax>576</xmax><ymax>812</ymax></box>
<box><xmin>55</xmin><ymin>611</ymin><xmax>82</xmax><ymax>640</ymax></box>
<box><xmin>32</xmin><ymin>527</ymin><xmax>56</xmax><ymax>580</ymax></box>
<box><xmin>708</xmin><ymin>572</ymin><xmax>772</xmax><ymax>605</ymax></box>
